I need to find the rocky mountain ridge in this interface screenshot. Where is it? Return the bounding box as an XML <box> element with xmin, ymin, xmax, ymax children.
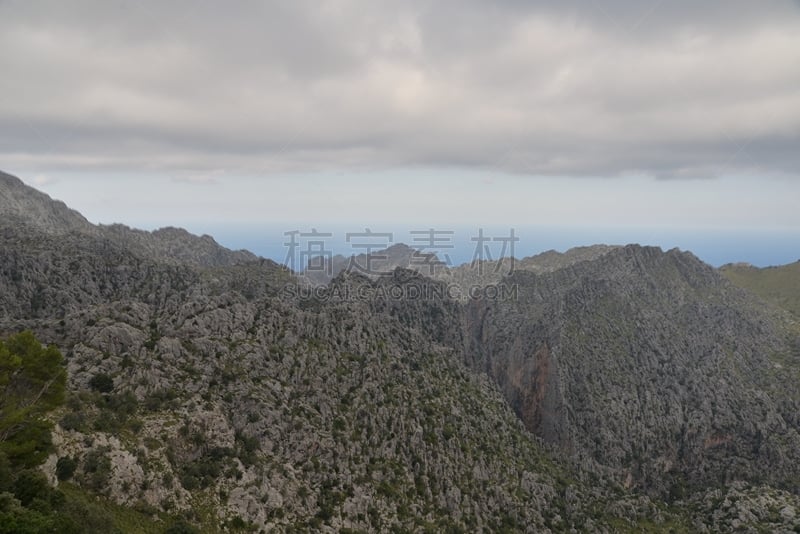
<box><xmin>0</xmin><ymin>171</ymin><xmax>257</xmax><ymax>268</ymax></box>
<box><xmin>0</xmin><ymin>170</ymin><xmax>95</xmax><ymax>234</ymax></box>
<box><xmin>2</xmin><ymin>170</ymin><xmax>800</xmax><ymax>532</ymax></box>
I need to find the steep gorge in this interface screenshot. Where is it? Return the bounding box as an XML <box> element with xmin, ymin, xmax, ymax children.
<box><xmin>465</xmin><ymin>245</ymin><xmax>800</xmax><ymax>497</ymax></box>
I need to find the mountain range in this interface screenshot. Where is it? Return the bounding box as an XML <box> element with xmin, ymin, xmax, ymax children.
<box><xmin>1</xmin><ymin>169</ymin><xmax>799</xmax><ymax>533</ymax></box>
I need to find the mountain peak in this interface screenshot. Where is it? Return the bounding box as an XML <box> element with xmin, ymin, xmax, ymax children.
<box><xmin>301</xmin><ymin>242</ymin><xmax>447</xmax><ymax>284</ymax></box>
<box><xmin>516</xmin><ymin>244</ymin><xmax>621</xmax><ymax>273</ymax></box>
<box><xmin>0</xmin><ymin>170</ymin><xmax>257</xmax><ymax>268</ymax></box>
<box><xmin>0</xmin><ymin>170</ymin><xmax>95</xmax><ymax>235</ymax></box>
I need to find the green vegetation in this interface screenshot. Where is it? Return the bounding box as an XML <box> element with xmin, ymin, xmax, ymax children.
<box><xmin>0</xmin><ymin>332</ymin><xmax>206</xmax><ymax>533</ymax></box>
<box><xmin>56</xmin><ymin>482</ymin><xmax>208</xmax><ymax>534</ymax></box>
<box><xmin>55</xmin><ymin>456</ymin><xmax>77</xmax><ymax>481</ymax></box>
<box><xmin>176</xmin><ymin>446</ymin><xmax>238</xmax><ymax>491</ymax></box>
<box><xmin>0</xmin><ymin>331</ymin><xmax>66</xmax><ymax>468</ymax></box>
<box><xmin>89</xmin><ymin>372</ymin><xmax>115</xmax><ymax>393</ymax></box>
<box><xmin>0</xmin><ymin>332</ymin><xmax>108</xmax><ymax>532</ymax></box>
<box><xmin>721</xmin><ymin>261</ymin><xmax>800</xmax><ymax>319</ymax></box>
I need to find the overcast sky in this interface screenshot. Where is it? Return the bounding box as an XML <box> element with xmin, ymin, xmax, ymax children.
<box><xmin>1</xmin><ymin>0</ymin><xmax>799</xmax><ymax>253</ymax></box>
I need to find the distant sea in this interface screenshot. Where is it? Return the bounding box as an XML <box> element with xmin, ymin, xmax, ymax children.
<box><xmin>186</xmin><ymin>223</ymin><xmax>800</xmax><ymax>270</ymax></box>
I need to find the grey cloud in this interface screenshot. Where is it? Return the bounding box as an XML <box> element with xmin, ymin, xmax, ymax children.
<box><xmin>0</xmin><ymin>0</ymin><xmax>798</xmax><ymax>178</ymax></box>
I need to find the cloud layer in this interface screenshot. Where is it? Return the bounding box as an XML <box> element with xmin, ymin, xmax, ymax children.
<box><xmin>1</xmin><ymin>0</ymin><xmax>799</xmax><ymax>178</ymax></box>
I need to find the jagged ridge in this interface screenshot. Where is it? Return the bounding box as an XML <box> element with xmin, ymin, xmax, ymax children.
<box><xmin>0</xmin><ymin>170</ymin><xmax>257</xmax><ymax>268</ymax></box>
<box><xmin>2</xmin><ymin>171</ymin><xmax>800</xmax><ymax>532</ymax></box>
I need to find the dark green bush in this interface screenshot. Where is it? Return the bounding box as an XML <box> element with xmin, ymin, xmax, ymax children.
<box><xmin>88</xmin><ymin>373</ymin><xmax>114</xmax><ymax>393</ymax></box>
<box><xmin>81</xmin><ymin>448</ymin><xmax>112</xmax><ymax>492</ymax></box>
<box><xmin>59</xmin><ymin>412</ymin><xmax>86</xmax><ymax>432</ymax></box>
<box><xmin>56</xmin><ymin>457</ymin><xmax>77</xmax><ymax>481</ymax></box>
<box><xmin>12</xmin><ymin>470</ymin><xmax>58</xmax><ymax>508</ymax></box>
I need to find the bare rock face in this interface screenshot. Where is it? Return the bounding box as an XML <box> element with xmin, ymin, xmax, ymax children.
<box><xmin>0</xmin><ymin>170</ymin><xmax>95</xmax><ymax>234</ymax></box>
<box><xmin>467</xmin><ymin>244</ymin><xmax>800</xmax><ymax>496</ymax></box>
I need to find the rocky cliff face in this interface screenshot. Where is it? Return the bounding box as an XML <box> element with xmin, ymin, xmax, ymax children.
<box><xmin>467</xmin><ymin>244</ymin><xmax>800</xmax><ymax>497</ymax></box>
<box><xmin>2</xmin><ymin>170</ymin><xmax>800</xmax><ymax>532</ymax></box>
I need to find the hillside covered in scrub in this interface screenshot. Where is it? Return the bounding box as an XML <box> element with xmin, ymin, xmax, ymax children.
<box><xmin>2</xmin><ymin>170</ymin><xmax>800</xmax><ymax>533</ymax></box>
